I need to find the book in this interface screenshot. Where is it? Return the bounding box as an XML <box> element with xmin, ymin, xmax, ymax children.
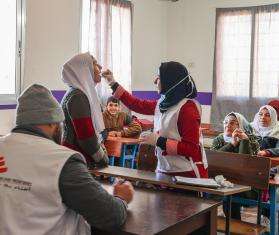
<box><xmin>174</xmin><ymin>176</ymin><xmax>220</xmax><ymax>188</ymax></box>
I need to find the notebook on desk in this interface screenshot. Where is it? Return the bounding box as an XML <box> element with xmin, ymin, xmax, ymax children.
<box><xmin>174</xmin><ymin>176</ymin><xmax>220</xmax><ymax>188</ymax></box>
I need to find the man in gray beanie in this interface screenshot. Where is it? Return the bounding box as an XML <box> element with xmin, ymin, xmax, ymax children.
<box><xmin>0</xmin><ymin>84</ymin><xmax>134</xmax><ymax>234</ymax></box>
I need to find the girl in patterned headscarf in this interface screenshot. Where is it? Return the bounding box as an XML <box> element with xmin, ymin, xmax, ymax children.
<box><xmin>211</xmin><ymin>112</ymin><xmax>259</xmax><ymax>155</ymax></box>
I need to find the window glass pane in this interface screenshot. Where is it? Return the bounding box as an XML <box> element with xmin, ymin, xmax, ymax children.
<box><xmin>111</xmin><ymin>5</ymin><xmax>131</xmax><ymax>91</ymax></box>
<box><xmin>216</xmin><ymin>12</ymin><xmax>252</xmax><ymax>97</ymax></box>
<box><xmin>0</xmin><ymin>0</ymin><xmax>17</xmax><ymax>95</ymax></box>
<box><xmin>253</xmin><ymin>10</ymin><xmax>279</xmax><ymax>98</ymax></box>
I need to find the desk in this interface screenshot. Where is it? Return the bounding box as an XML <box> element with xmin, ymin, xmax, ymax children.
<box><xmin>92</xmin><ymin>166</ymin><xmax>250</xmax><ymax>235</ymax></box>
<box><xmin>94</xmin><ymin>184</ymin><xmax>220</xmax><ymax>235</ymax></box>
<box><xmin>91</xmin><ymin>166</ymin><xmax>250</xmax><ymax>196</ymax></box>
<box><xmin>268</xmin><ymin>156</ymin><xmax>279</xmax><ymax>167</ymax></box>
<box><xmin>104</xmin><ymin>137</ymin><xmax>142</xmax><ymax>168</ymax></box>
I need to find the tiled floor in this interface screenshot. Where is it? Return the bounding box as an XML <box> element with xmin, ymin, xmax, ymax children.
<box><xmin>217</xmin><ymin>205</ymin><xmax>269</xmax><ymax>234</ymax></box>
<box><xmin>218</xmin><ymin>205</ymin><xmax>258</xmax><ymax>224</ymax></box>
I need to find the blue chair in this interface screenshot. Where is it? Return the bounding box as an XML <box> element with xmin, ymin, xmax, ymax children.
<box><xmin>119</xmin><ymin>144</ymin><xmax>139</xmax><ymax>169</ymax></box>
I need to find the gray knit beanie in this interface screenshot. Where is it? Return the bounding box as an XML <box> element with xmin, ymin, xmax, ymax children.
<box><xmin>16</xmin><ymin>84</ymin><xmax>65</xmax><ymax>125</ymax></box>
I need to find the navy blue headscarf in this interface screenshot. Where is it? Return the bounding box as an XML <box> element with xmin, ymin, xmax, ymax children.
<box><xmin>159</xmin><ymin>61</ymin><xmax>197</xmax><ymax>113</ymax></box>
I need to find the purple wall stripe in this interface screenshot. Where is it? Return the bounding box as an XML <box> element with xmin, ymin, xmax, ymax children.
<box><xmin>196</xmin><ymin>92</ymin><xmax>212</xmax><ymax>106</ymax></box>
<box><xmin>132</xmin><ymin>91</ymin><xmax>160</xmax><ymax>100</ymax></box>
<box><xmin>0</xmin><ymin>90</ymin><xmax>212</xmax><ymax>110</ymax></box>
<box><xmin>51</xmin><ymin>90</ymin><xmax>66</xmax><ymax>103</ymax></box>
<box><xmin>132</xmin><ymin>90</ymin><xmax>212</xmax><ymax>105</ymax></box>
<box><xmin>0</xmin><ymin>104</ymin><xmax>17</xmax><ymax>110</ymax></box>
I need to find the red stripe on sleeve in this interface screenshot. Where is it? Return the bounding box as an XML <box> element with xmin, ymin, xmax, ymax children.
<box><xmin>72</xmin><ymin>117</ymin><xmax>95</xmax><ymax>140</ymax></box>
<box><xmin>0</xmin><ymin>167</ymin><xmax>7</xmax><ymax>173</ymax></box>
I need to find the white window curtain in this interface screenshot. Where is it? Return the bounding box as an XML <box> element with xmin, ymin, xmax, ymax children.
<box><xmin>81</xmin><ymin>0</ymin><xmax>132</xmax><ymax>106</ymax></box>
<box><xmin>211</xmin><ymin>4</ymin><xmax>279</xmax><ymax>130</ymax></box>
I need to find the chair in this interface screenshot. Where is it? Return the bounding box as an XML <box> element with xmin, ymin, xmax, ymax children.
<box><xmin>137</xmin><ymin>144</ymin><xmax>157</xmax><ymax>172</ymax></box>
<box><xmin>206</xmin><ymin>149</ymin><xmax>271</xmax><ymax>235</ymax></box>
<box><xmin>119</xmin><ymin>144</ymin><xmax>139</xmax><ymax>169</ymax></box>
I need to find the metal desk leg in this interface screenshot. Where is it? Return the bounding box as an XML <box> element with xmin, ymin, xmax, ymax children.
<box><xmin>225</xmin><ymin>195</ymin><xmax>232</xmax><ymax>235</ymax></box>
<box><xmin>119</xmin><ymin>145</ymin><xmax>127</xmax><ymax>167</ymax></box>
<box><xmin>270</xmin><ymin>185</ymin><xmax>277</xmax><ymax>235</ymax></box>
<box><xmin>257</xmin><ymin>189</ymin><xmax>262</xmax><ymax>225</ymax></box>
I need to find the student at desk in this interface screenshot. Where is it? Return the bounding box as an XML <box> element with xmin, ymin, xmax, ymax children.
<box><xmin>252</xmin><ymin>105</ymin><xmax>279</xmax><ymax>157</ymax></box>
<box><xmin>211</xmin><ymin>112</ymin><xmax>259</xmax><ymax>155</ymax></box>
<box><xmin>103</xmin><ymin>96</ymin><xmax>142</xmax><ymax>138</ymax></box>
<box><xmin>103</xmin><ymin>61</ymin><xmax>208</xmax><ymax>178</ymax></box>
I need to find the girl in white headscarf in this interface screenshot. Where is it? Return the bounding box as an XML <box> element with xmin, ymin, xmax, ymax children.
<box><xmin>211</xmin><ymin>112</ymin><xmax>259</xmax><ymax>155</ymax></box>
<box><xmin>251</xmin><ymin>105</ymin><xmax>279</xmax><ymax>157</ymax></box>
<box><xmin>61</xmin><ymin>52</ymin><xmax>109</xmax><ymax>166</ymax></box>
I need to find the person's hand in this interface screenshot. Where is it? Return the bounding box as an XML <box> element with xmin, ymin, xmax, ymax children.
<box><xmin>141</xmin><ymin>132</ymin><xmax>159</xmax><ymax>146</ymax></box>
<box><xmin>113</xmin><ymin>180</ymin><xmax>134</xmax><ymax>204</ymax></box>
<box><xmin>102</xmin><ymin>69</ymin><xmax>115</xmax><ymax>84</ymax></box>
<box><xmin>231</xmin><ymin>129</ymin><xmax>240</xmax><ymax>147</ymax></box>
<box><xmin>258</xmin><ymin>150</ymin><xmax>269</xmax><ymax>157</ymax></box>
<box><xmin>108</xmin><ymin>131</ymin><xmax>122</xmax><ymax>137</ymax></box>
<box><xmin>235</xmin><ymin>129</ymin><xmax>248</xmax><ymax>140</ymax></box>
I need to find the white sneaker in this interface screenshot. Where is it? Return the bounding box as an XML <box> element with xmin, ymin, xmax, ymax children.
<box><xmin>261</xmin><ymin>215</ymin><xmax>270</xmax><ymax>232</ymax></box>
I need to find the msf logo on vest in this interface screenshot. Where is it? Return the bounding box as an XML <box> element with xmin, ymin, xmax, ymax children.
<box><xmin>0</xmin><ymin>155</ymin><xmax>8</xmax><ymax>173</ymax></box>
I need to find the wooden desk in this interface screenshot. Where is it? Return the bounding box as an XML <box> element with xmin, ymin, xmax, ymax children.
<box><xmin>91</xmin><ymin>166</ymin><xmax>251</xmax><ymax>196</ymax></box>
<box><xmin>267</xmin><ymin>156</ymin><xmax>279</xmax><ymax>167</ymax></box>
<box><xmin>94</xmin><ymin>184</ymin><xmax>220</xmax><ymax>235</ymax></box>
<box><xmin>105</xmin><ymin>137</ymin><xmax>142</xmax><ymax>157</ymax></box>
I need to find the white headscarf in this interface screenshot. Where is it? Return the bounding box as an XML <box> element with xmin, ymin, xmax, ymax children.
<box><xmin>251</xmin><ymin>105</ymin><xmax>279</xmax><ymax>139</ymax></box>
<box><xmin>62</xmin><ymin>52</ymin><xmax>105</xmax><ymax>141</ymax></box>
<box><xmin>223</xmin><ymin>112</ymin><xmax>252</xmax><ymax>142</ymax></box>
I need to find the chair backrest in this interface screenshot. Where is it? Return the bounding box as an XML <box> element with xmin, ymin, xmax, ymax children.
<box><xmin>206</xmin><ymin>149</ymin><xmax>271</xmax><ymax>190</ymax></box>
<box><xmin>137</xmin><ymin>144</ymin><xmax>157</xmax><ymax>172</ymax></box>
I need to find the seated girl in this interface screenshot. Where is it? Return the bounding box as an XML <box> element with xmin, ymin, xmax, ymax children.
<box><xmin>103</xmin><ymin>96</ymin><xmax>142</xmax><ymax>138</ymax></box>
<box><xmin>251</xmin><ymin>105</ymin><xmax>279</xmax><ymax>157</ymax></box>
<box><xmin>211</xmin><ymin>112</ymin><xmax>259</xmax><ymax>155</ymax></box>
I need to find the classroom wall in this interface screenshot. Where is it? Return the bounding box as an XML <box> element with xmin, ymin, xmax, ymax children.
<box><xmin>166</xmin><ymin>0</ymin><xmax>279</xmax><ymax>123</ymax></box>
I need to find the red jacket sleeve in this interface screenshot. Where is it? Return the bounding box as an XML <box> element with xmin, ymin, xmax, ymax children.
<box><xmin>113</xmin><ymin>85</ymin><xmax>157</xmax><ymax>115</ymax></box>
<box><xmin>165</xmin><ymin>100</ymin><xmax>202</xmax><ymax>163</ymax></box>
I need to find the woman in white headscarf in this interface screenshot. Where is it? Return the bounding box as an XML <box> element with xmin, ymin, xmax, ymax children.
<box><xmin>61</xmin><ymin>52</ymin><xmax>109</xmax><ymax>167</ymax></box>
<box><xmin>251</xmin><ymin>105</ymin><xmax>279</xmax><ymax>157</ymax></box>
<box><xmin>211</xmin><ymin>112</ymin><xmax>259</xmax><ymax>155</ymax></box>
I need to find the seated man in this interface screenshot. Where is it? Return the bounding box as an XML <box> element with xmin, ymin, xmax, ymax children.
<box><xmin>103</xmin><ymin>96</ymin><xmax>142</xmax><ymax>138</ymax></box>
<box><xmin>0</xmin><ymin>84</ymin><xmax>134</xmax><ymax>234</ymax></box>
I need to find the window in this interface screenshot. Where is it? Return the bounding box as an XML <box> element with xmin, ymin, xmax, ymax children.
<box><xmin>215</xmin><ymin>5</ymin><xmax>279</xmax><ymax>98</ymax></box>
<box><xmin>81</xmin><ymin>0</ymin><xmax>132</xmax><ymax>103</ymax></box>
<box><xmin>0</xmin><ymin>0</ymin><xmax>25</xmax><ymax>104</ymax></box>
<box><xmin>211</xmin><ymin>4</ymin><xmax>279</xmax><ymax>129</ymax></box>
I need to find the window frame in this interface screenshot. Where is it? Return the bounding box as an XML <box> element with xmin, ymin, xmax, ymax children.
<box><xmin>214</xmin><ymin>4</ymin><xmax>279</xmax><ymax>99</ymax></box>
<box><xmin>0</xmin><ymin>0</ymin><xmax>25</xmax><ymax>105</ymax></box>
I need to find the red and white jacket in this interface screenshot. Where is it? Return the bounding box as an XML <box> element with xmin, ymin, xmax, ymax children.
<box><xmin>113</xmin><ymin>85</ymin><xmax>208</xmax><ymax>178</ymax></box>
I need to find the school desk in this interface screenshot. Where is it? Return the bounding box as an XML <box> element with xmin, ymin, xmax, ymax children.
<box><xmin>104</xmin><ymin>137</ymin><xmax>142</xmax><ymax>168</ymax></box>
<box><xmin>93</xmin><ymin>183</ymin><xmax>220</xmax><ymax>235</ymax></box>
<box><xmin>91</xmin><ymin>166</ymin><xmax>251</xmax><ymax>235</ymax></box>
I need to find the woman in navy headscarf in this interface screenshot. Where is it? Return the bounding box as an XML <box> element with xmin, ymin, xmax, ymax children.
<box><xmin>103</xmin><ymin>61</ymin><xmax>208</xmax><ymax>178</ymax></box>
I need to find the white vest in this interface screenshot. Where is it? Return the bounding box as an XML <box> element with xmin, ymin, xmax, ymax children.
<box><xmin>0</xmin><ymin>133</ymin><xmax>90</xmax><ymax>235</ymax></box>
<box><xmin>154</xmin><ymin>98</ymin><xmax>208</xmax><ymax>177</ymax></box>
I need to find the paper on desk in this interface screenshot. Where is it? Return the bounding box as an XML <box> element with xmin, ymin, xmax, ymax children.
<box><xmin>174</xmin><ymin>176</ymin><xmax>219</xmax><ymax>188</ymax></box>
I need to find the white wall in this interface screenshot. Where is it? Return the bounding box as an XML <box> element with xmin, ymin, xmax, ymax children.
<box><xmin>23</xmin><ymin>0</ymin><xmax>81</xmax><ymax>90</ymax></box>
<box><xmin>166</xmin><ymin>0</ymin><xmax>279</xmax><ymax>123</ymax></box>
<box><xmin>131</xmin><ymin>0</ymin><xmax>168</xmax><ymax>90</ymax></box>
